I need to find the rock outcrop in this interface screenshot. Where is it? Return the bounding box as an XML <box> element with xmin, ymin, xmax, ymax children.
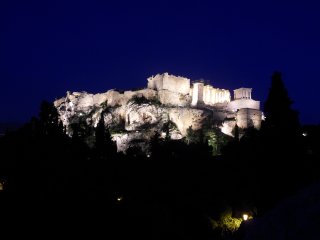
<box><xmin>54</xmin><ymin>73</ymin><xmax>262</xmax><ymax>152</ymax></box>
<box><xmin>54</xmin><ymin>89</ymin><xmax>215</xmax><ymax>152</ymax></box>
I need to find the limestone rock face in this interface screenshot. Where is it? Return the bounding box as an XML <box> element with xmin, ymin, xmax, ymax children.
<box><xmin>54</xmin><ymin>72</ymin><xmax>262</xmax><ymax>152</ymax></box>
<box><xmin>123</xmin><ymin>89</ymin><xmax>157</xmax><ymax>102</ymax></box>
<box><xmin>54</xmin><ymin>89</ymin><xmax>216</xmax><ymax>151</ymax></box>
<box><xmin>168</xmin><ymin>108</ymin><xmax>211</xmax><ymax>135</ymax></box>
<box><xmin>125</xmin><ymin>103</ymin><xmax>167</xmax><ymax>131</ymax></box>
<box><xmin>158</xmin><ymin>90</ymin><xmax>191</xmax><ymax>107</ymax></box>
<box><xmin>112</xmin><ymin>132</ymin><xmax>154</xmax><ymax>153</ymax></box>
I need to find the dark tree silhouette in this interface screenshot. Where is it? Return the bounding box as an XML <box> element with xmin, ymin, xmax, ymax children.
<box><xmin>150</xmin><ymin>131</ymin><xmax>161</xmax><ymax>158</ymax></box>
<box><xmin>252</xmin><ymin>72</ymin><xmax>307</xmax><ymax>212</ymax></box>
<box><xmin>95</xmin><ymin>113</ymin><xmax>116</xmax><ymax>158</ymax></box>
<box><xmin>263</xmin><ymin>71</ymin><xmax>300</xmax><ymax>134</ymax></box>
<box><xmin>39</xmin><ymin>101</ymin><xmax>64</xmax><ymax>136</ymax></box>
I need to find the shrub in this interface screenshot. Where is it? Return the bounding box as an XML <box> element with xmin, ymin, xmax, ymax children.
<box><xmin>129</xmin><ymin>95</ymin><xmax>161</xmax><ymax>105</ymax></box>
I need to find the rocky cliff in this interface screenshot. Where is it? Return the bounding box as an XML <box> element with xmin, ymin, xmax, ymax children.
<box><xmin>54</xmin><ymin>89</ymin><xmax>216</xmax><ymax>152</ymax></box>
<box><xmin>53</xmin><ymin>72</ymin><xmax>262</xmax><ymax>152</ymax></box>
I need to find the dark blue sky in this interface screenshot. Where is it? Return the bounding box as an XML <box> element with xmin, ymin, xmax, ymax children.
<box><xmin>1</xmin><ymin>0</ymin><xmax>319</xmax><ymax>124</ymax></box>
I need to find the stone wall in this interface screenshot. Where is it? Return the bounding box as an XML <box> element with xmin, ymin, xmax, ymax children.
<box><xmin>227</xmin><ymin>99</ymin><xmax>260</xmax><ymax>111</ymax></box>
<box><xmin>148</xmin><ymin>73</ymin><xmax>190</xmax><ymax>95</ymax></box>
<box><xmin>162</xmin><ymin>73</ymin><xmax>190</xmax><ymax>95</ymax></box>
<box><xmin>147</xmin><ymin>74</ymin><xmax>163</xmax><ymax>90</ymax></box>
<box><xmin>236</xmin><ymin>108</ymin><xmax>262</xmax><ymax>129</ymax></box>
<box><xmin>158</xmin><ymin>90</ymin><xmax>191</xmax><ymax>106</ymax></box>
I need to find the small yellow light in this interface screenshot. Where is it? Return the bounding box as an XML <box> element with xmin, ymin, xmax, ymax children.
<box><xmin>117</xmin><ymin>196</ymin><xmax>123</xmax><ymax>202</ymax></box>
<box><xmin>243</xmin><ymin>214</ymin><xmax>248</xmax><ymax>221</ymax></box>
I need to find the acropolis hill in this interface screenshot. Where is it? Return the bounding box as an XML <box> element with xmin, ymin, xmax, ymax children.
<box><xmin>54</xmin><ymin>73</ymin><xmax>262</xmax><ymax>152</ymax></box>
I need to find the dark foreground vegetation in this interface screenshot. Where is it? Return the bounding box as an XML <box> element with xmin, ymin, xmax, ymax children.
<box><xmin>0</xmin><ymin>72</ymin><xmax>319</xmax><ymax>239</ymax></box>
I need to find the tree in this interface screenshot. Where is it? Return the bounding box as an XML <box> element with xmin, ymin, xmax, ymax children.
<box><xmin>258</xmin><ymin>72</ymin><xmax>304</xmax><ymax>209</ymax></box>
<box><xmin>150</xmin><ymin>131</ymin><xmax>161</xmax><ymax>158</ymax></box>
<box><xmin>185</xmin><ymin>126</ymin><xmax>204</xmax><ymax>144</ymax></box>
<box><xmin>95</xmin><ymin>113</ymin><xmax>116</xmax><ymax>158</ymax></box>
<box><xmin>263</xmin><ymin>71</ymin><xmax>300</xmax><ymax>134</ymax></box>
<box><xmin>39</xmin><ymin>101</ymin><xmax>64</xmax><ymax>136</ymax></box>
<box><xmin>210</xmin><ymin>207</ymin><xmax>243</xmax><ymax>236</ymax></box>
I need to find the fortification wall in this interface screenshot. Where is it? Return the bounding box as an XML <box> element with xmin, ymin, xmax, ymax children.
<box><xmin>147</xmin><ymin>73</ymin><xmax>190</xmax><ymax>95</ymax></box>
<box><xmin>228</xmin><ymin>99</ymin><xmax>260</xmax><ymax>111</ymax></box>
<box><xmin>236</xmin><ymin>108</ymin><xmax>262</xmax><ymax>129</ymax></box>
<box><xmin>158</xmin><ymin>90</ymin><xmax>191</xmax><ymax>106</ymax></box>
<box><xmin>162</xmin><ymin>73</ymin><xmax>190</xmax><ymax>95</ymax></box>
<box><xmin>147</xmin><ymin>74</ymin><xmax>163</xmax><ymax>90</ymax></box>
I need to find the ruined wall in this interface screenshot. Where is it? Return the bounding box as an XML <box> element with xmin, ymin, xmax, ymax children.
<box><xmin>236</xmin><ymin>108</ymin><xmax>262</xmax><ymax>129</ymax></box>
<box><xmin>148</xmin><ymin>73</ymin><xmax>190</xmax><ymax>95</ymax></box>
<box><xmin>158</xmin><ymin>90</ymin><xmax>191</xmax><ymax>106</ymax></box>
<box><xmin>147</xmin><ymin>74</ymin><xmax>163</xmax><ymax>91</ymax></box>
<box><xmin>162</xmin><ymin>73</ymin><xmax>190</xmax><ymax>95</ymax></box>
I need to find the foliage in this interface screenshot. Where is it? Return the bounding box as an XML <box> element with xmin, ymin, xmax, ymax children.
<box><xmin>166</xmin><ymin>120</ymin><xmax>178</xmax><ymax>131</ymax></box>
<box><xmin>129</xmin><ymin>95</ymin><xmax>149</xmax><ymax>104</ymax></box>
<box><xmin>263</xmin><ymin>71</ymin><xmax>300</xmax><ymax>134</ymax></box>
<box><xmin>100</xmin><ymin>101</ymin><xmax>120</xmax><ymax>113</ymax></box>
<box><xmin>129</xmin><ymin>95</ymin><xmax>161</xmax><ymax>105</ymax></box>
<box><xmin>210</xmin><ymin>208</ymin><xmax>243</xmax><ymax>234</ymax></box>
<box><xmin>95</xmin><ymin>113</ymin><xmax>117</xmax><ymax>157</ymax></box>
<box><xmin>1</xmin><ymin>71</ymin><xmax>319</xmax><ymax>238</ymax></box>
<box><xmin>161</xmin><ymin>120</ymin><xmax>178</xmax><ymax>140</ymax></box>
<box><xmin>100</xmin><ymin>100</ymin><xmax>108</xmax><ymax>110</ymax></box>
<box><xmin>185</xmin><ymin>126</ymin><xmax>204</xmax><ymax>144</ymax></box>
<box><xmin>108</xmin><ymin>115</ymin><xmax>126</xmax><ymax>134</ymax></box>
<box><xmin>39</xmin><ymin>101</ymin><xmax>64</xmax><ymax>136</ymax></box>
<box><xmin>205</xmin><ymin>128</ymin><xmax>230</xmax><ymax>156</ymax></box>
<box><xmin>185</xmin><ymin>126</ymin><xmax>230</xmax><ymax>155</ymax></box>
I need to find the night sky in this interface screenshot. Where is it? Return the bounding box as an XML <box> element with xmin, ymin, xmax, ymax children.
<box><xmin>1</xmin><ymin>0</ymin><xmax>319</xmax><ymax>124</ymax></box>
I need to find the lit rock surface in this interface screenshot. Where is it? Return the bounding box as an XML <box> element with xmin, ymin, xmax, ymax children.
<box><xmin>54</xmin><ymin>73</ymin><xmax>263</xmax><ymax>151</ymax></box>
<box><xmin>168</xmin><ymin>108</ymin><xmax>211</xmax><ymax>135</ymax></box>
<box><xmin>158</xmin><ymin>90</ymin><xmax>190</xmax><ymax>107</ymax></box>
<box><xmin>125</xmin><ymin>103</ymin><xmax>166</xmax><ymax>131</ymax></box>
